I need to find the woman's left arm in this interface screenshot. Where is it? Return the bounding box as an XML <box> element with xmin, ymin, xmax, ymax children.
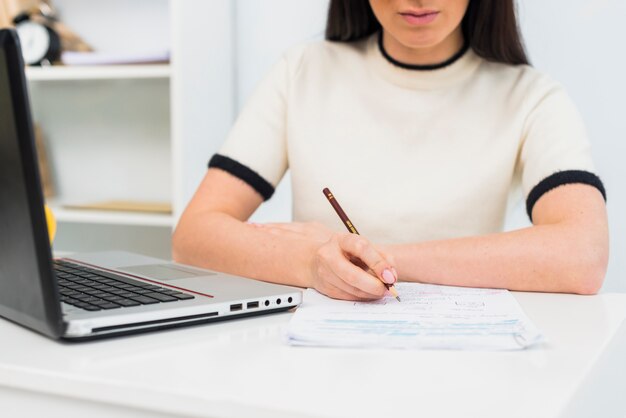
<box><xmin>385</xmin><ymin>183</ymin><xmax>608</xmax><ymax>295</ymax></box>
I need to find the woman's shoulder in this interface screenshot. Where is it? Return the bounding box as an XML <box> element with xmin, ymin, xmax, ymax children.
<box><xmin>479</xmin><ymin>58</ymin><xmax>569</xmax><ymax>107</ymax></box>
<box><xmin>281</xmin><ymin>37</ymin><xmax>371</xmax><ymax>78</ymax></box>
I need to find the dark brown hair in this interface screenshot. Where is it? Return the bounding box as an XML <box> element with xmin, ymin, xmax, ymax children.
<box><xmin>325</xmin><ymin>0</ymin><xmax>529</xmax><ymax>66</ymax></box>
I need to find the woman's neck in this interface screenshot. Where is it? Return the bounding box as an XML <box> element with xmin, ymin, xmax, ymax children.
<box><xmin>382</xmin><ymin>28</ymin><xmax>465</xmax><ymax>67</ymax></box>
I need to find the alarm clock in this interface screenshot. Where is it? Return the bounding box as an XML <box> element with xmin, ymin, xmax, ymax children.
<box><xmin>13</xmin><ymin>13</ymin><xmax>61</xmax><ymax>66</ymax></box>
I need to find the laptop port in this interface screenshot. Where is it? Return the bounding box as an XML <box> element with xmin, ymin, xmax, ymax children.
<box><xmin>247</xmin><ymin>301</ymin><xmax>259</xmax><ymax>309</ymax></box>
<box><xmin>230</xmin><ymin>303</ymin><xmax>243</xmax><ymax>312</ymax></box>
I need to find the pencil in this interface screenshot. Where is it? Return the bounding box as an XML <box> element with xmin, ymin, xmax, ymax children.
<box><xmin>322</xmin><ymin>187</ymin><xmax>401</xmax><ymax>302</ymax></box>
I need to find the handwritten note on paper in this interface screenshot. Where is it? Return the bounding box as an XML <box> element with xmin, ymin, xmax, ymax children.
<box><xmin>286</xmin><ymin>283</ymin><xmax>543</xmax><ymax>350</ymax></box>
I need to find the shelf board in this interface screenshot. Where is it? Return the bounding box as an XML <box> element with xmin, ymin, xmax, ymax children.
<box><xmin>25</xmin><ymin>64</ymin><xmax>171</xmax><ymax>81</ymax></box>
<box><xmin>49</xmin><ymin>204</ymin><xmax>174</xmax><ymax>227</ymax></box>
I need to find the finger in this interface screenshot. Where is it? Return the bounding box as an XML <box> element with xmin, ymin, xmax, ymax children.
<box><xmin>319</xmin><ymin>280</ymin><xmax>373</xmax><ymax>301</ymax></box>
<box><xmin>375</xmin><ymin>246</ymin><xmax>397</xmax><ymax>267</ymax></box>
<box><xmin>329</xmin><ymin>255</ymin><xmax>387</xmax><ymax>298</ymax></box>
<box><xmin>339</xmin><ymin>235</ymin><xmax>397</xmax><ymax>284</ymax></box>
<box><xmin>315</xmin><ymin>256</ymin><xmax>383</xmax><ymax>300</ymax></box>
<box><xmin>375</xmin><ymin>248</ymin><xmax>398</xmax><ymax>280</ymax></box>
<box><xmin>328</xmin><ymin>269</ymin><xmax>384</xmax><ymax>300</ymax></box>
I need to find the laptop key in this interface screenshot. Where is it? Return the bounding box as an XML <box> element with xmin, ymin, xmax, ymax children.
<box><xmin>88</xmin><ymin>291</ymin><xmax>108</xmax><ymax>297</ymax></box>
<box><xmin>141</xmin><ymin>284</ymin><xmax>162</xmax><ymax>290</ymax></box>
<box><xmin>116</xmin><ymin>299</ymin><xmax>141</xmax><ymax>307</ymax></box>
<box><xmin>159</xmin><ymin>289</ymin><xmax>182</xmax><ymax>295</ymax></box>
<box><xmin>132</xmin><ymin>289</ymin><xmax>154</xmax><ymax>295</ymax></box>
<box><xmin>129</xmin><ymin>295</ymin><xmax>160</xmax><ymax>304</ymax></box>
<box><xmin>79</xmin><ymin>273</ymin><xmax>99</xmax><ymax>278</ymax></box>
<box><xmin>145</xmin><ymin>292</ymin><xmax>178</xmax><ymax>302</ymax></box>
<box><xmin>96</xmin><ymin>302</ymin><xmax>121</xmax><ymax>310</ymax></box>
<box><xmin>171</xmin><ymin>293</ymin><xmax>195</xmax><ymax>300</ymax></box>
<box><xmin>89</xmin><ymin>283</ymin><xmax>108</xmax><ymax>290</ymax></box>
<box><xmin>75</xmin><ymin>304</ymin><xmax>101</xmax><ymax>311</ymax></box>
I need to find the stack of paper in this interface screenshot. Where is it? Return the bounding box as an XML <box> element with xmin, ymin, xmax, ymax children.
<box><xmin>286</xmin><ymin>283</ymin><xmax>543</xmax><ymax>350</ymax></box>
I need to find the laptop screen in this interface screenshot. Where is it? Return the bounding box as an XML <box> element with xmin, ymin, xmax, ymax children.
<box><xmin>0</xmin><ymin>31</ymin><xmax>64</xmax><ymax>337</ymax></box>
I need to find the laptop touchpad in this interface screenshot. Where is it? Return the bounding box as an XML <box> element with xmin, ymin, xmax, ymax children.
<box><xmin>122</xmin><ymin>264</ymin><xmax>216</xmax><ymax>281</ymax></box>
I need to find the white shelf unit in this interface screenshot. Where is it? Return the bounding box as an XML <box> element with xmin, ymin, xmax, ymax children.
<box><xmin>26</xmin><ymin>65</ymin><xmax>171</xmax><ymax>81</ymax></box>
<box><xmin>47</xmin><ymin>201</ymin><xmax>174</xmax><ymax>227</ymax></box>
<box><xmin>28</xmin><ymin>0</ymin><xmax>235</xmax><ymax>259</ymax></box>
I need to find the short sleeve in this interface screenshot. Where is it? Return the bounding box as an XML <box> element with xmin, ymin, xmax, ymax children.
<box><xmin>518</xmin><ymin>83</ymin><xmax>606</xmax><ymax>221</ymax></box>
<box><xmin>208</xmin><ymin>56</ymin><xmax>290</xmax><ymax>201</ymax></box>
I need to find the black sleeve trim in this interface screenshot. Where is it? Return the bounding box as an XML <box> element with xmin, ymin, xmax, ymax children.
<box><xmin>526</xmin><ymin>170</ymin><xmax>606</xmax><ymax>221</ymax></box>
<box><xmin>208</xmin><ymin>154</ymin><xmax>275</xmax><ymax>201</ymax></box>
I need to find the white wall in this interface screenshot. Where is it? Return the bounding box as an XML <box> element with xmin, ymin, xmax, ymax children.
<box><xmin>517</xmin><ymin>0</ymin><xmax>626</xmax><ymax>292</ymax></box>
<box><xmin>53</xmin><ymin>0</ymin><xmax>170</xmax><ymax>53</ymax></box>
<box><xmin>234</xmin><ymin>0</ymin><xmax>329</xmax><ymax>222</ymax></box>
<box><xmin>232</xmin><ymin>0</ymin><xmax>625</xmax><ymax>292</ymax></box>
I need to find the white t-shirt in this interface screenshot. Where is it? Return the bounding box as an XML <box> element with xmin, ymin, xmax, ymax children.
<box><xmin>210</xmin><ymin>33</ymin><xmax>605</xmax><ymax>244</ymax></box>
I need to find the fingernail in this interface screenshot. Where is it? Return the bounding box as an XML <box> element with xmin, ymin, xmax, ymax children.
<box><xmin>382</xmin><ymin>269</ymin><xmax>395</xmax><ymax>284</ymax></box>
<box><xmin>391</xmin><ymin>267</ymin><xmax>398</xmax><ymax>279</ymax></box>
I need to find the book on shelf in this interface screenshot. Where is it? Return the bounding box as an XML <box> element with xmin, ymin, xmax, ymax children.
<box><xmin>63</xmin><ymin>200</ymin><xmax>172</xmax><ymax>214</ymax></box>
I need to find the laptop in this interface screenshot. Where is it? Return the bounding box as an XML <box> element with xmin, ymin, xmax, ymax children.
<box><xmin>0</xmin><ymin>29</ymin><xmax>302</xmax><ymax>340</ymax></box>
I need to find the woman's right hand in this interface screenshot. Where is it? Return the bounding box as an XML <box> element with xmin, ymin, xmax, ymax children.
<box><xmin>307</xmin><ymin>232</ymin><xmax>398</xmax><ymax>301</ymax></box>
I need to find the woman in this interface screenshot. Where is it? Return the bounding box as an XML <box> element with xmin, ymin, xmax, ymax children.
<box><xmin>173</xmin><ymin>0</ymin><xmax>608</xmax><ymax>300</ymax></box>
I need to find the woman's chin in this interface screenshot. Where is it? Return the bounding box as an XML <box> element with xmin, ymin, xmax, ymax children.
<box><xmin>398</xmin><ymin>35</ymin><xmax>446</xmax><ymax>52</ymax></box>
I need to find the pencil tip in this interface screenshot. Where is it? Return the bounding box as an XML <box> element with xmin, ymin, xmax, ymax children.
<box><xmin>396</xmin><ymin>296</ymin><xmax>401</xmax><ymax>302</ymax></box>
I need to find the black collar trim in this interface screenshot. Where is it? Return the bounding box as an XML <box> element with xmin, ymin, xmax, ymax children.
<box><xmin>378</xmin><ymin>31</ymin><xmax>469</xmax><ymax>71</ymax></box>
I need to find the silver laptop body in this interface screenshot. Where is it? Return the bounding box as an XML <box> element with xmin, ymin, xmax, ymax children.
<box><xmin>0</xmin><ymin>29</ymin><xmax>301</xmax><ymax>340</ymax></box>
<box><xmin>59</xmin><ymin>251</ymin><xmax>302</xmax><ymax>339</ymax></box>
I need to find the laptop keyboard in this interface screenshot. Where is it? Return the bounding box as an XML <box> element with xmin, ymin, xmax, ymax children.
<box><xmin>53</xmin><ymin>260</ymin><xmax>195</xmax><ymax>312</ymax></box>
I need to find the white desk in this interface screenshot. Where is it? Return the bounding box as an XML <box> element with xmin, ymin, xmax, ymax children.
<box><xmin>1</xmin><ymin>291</ymin><xmax>625</xmax><ymax>418</ymax></box>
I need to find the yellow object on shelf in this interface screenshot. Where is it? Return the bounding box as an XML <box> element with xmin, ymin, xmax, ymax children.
<box><xmin>44</xmin><ymin>204</ymin><xmax>57</xmax><ymax>243</ymax></box>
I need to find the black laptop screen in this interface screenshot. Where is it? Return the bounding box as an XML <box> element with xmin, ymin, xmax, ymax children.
<box><xmin>0</xmin><ymin>32</ymin><xmax>64</xmax><ymax>338</ymax></box>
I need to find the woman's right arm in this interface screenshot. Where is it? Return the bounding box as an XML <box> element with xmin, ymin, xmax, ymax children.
<box><xmin>172</xmin><ymin>168</ymin><xmax>315</xmax><ymax>288</ymax></box>
<box><xmin>172</xmin><ymin>169</ymin><xmax>393</xmax><ymax>300</ymax></box>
